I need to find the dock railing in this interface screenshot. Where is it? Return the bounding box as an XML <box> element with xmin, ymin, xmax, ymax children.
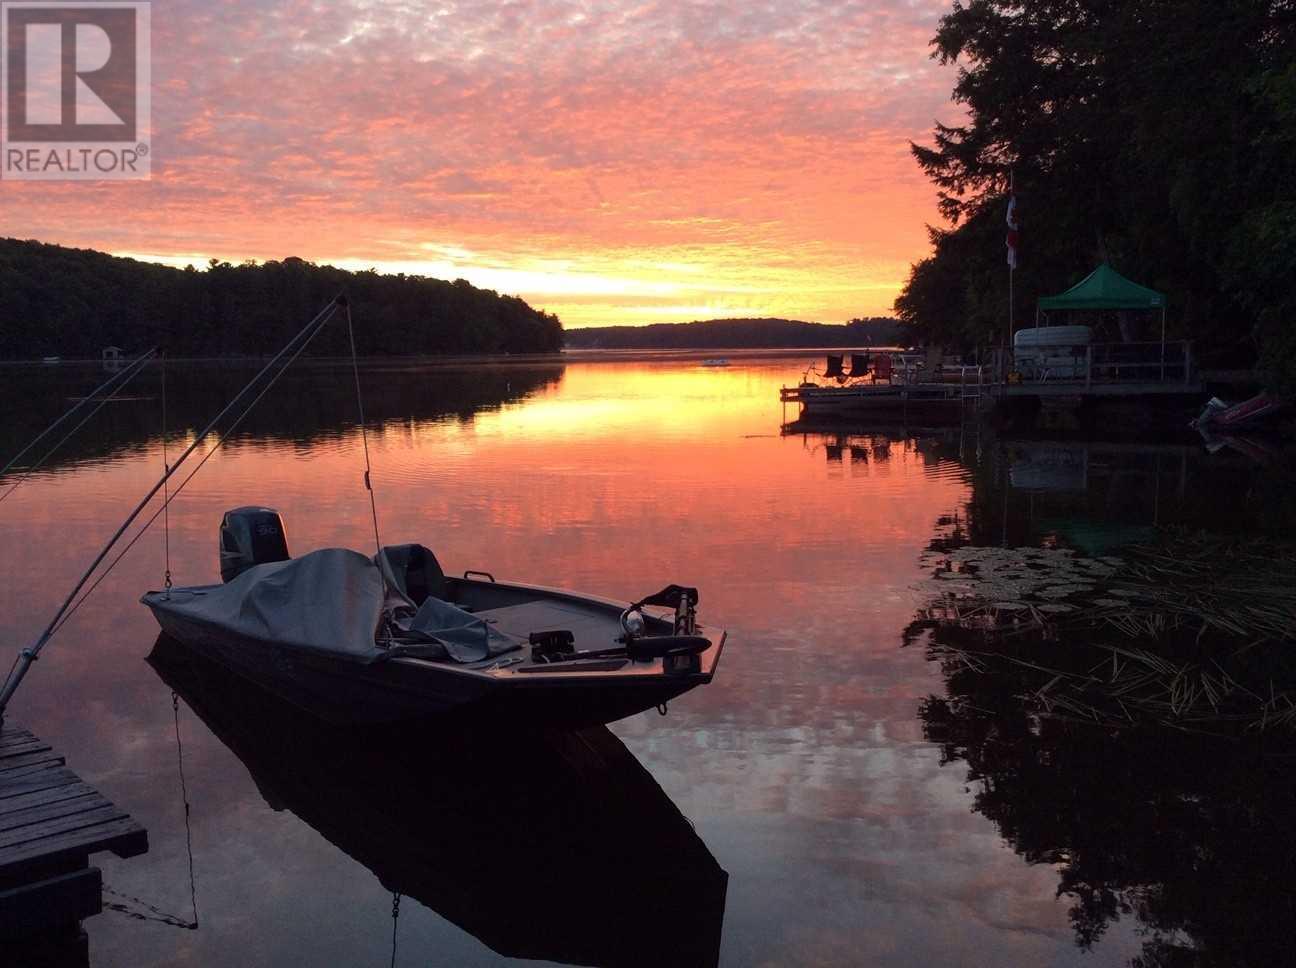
<box><xmin>992</xmin><ymin>340</ymin><xmax>1195</xmax><ymax>390</ymax></box>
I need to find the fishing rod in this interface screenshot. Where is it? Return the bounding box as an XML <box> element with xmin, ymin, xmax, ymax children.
<box><xmin>0</xmin><ymin>297</ymin><xmax>343</xmax><ymax>723</ymax></box>
<box><xmin>0</xmin><ymin>347</ymin><xmax>159</xmax><ymax>493</ymax></box>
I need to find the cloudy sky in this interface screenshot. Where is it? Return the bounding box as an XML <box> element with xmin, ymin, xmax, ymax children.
<box><xmin>1</xmin><ymin>0</ymin><xmax>959</xmax><ymax>327</ymax></box>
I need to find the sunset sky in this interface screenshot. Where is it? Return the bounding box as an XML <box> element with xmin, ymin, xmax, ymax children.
<box><xmin>1</xmin><ymin>0</ymin><xmax>960</xmax><ymax>328</ymax></box>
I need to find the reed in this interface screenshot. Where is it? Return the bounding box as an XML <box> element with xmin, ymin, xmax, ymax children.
<box><xmin>915</xmin><ymin>531</ymin><xmax>1296</xmax><ymax>732</ymax></box>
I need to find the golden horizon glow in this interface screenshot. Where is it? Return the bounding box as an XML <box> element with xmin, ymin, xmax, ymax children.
<box><xmin>3</xmin><ymin>0</ymin><xmax>960</xmax><ymax>328</ymax></box>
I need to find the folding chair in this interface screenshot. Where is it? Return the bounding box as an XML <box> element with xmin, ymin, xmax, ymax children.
<box><xmin>847</xmin><ymin>353</ymin><xmax>871</xmax><ymax>380</ymax></box>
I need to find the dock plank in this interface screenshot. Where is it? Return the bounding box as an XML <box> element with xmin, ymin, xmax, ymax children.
<box><xmin>0</xmin><ymin>766</ymin><xmax>81</xmax><ymax>800</ymax></box>
<box><xmin>0</xmin><ymin>750</ymin><xmax>66</xmax><ymax>773</ymax></box>
<box><xmin>0</xmin><ymin>804</ymin><xmax>129</xmax><ymax>851</ymax></box>
<box><xmin>0</xmin><ymin>781</ymin><xmax>97</xmax><ymax>816</ymax></box>
<box><xmin>0</xmin><ymin>794</ymin><xmax>111</xmax><ymax>836</ymax></box>
<box><xmin>0</xmin><ymin>734</ymin><xmax>43</xmax><ymax>752</ymax></box>
<box><xmin>0</xmin><ymin>815</ymin><xmax>148</xmax><ymax>870</ymax></box>
<box><xmin>0</xmin><ymin>729</ymin><xmax>37</xmax><ymax>748</ymax></box>
<box><xmin>0</xmin><ymin>738</ymin><xmax>54</xmax><ymax>758</ymax></box>
<box><xmin>0</xmin><ymin>723</ymin><xmax>148</xmax><ymax>898</ymax></box>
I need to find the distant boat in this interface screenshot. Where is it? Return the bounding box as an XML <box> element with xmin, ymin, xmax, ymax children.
<box><xmin>1192</xmin><ymin>393</ymin><xmax>1285</xmax><ymax>431</ymax></box>
<box><xmin>41</xmin><ymin>356</ymin><xmax>61</xmax><ymax>365</ymax></box>
<box><xmin>701</xmin><ymin>358</ymin><xmax>730</xmax><ymax>367</ymax></box>
<box><xmin>780</xmin><ymin>352</ymin><xmax>965</xmax><ymax>418</ymax></box>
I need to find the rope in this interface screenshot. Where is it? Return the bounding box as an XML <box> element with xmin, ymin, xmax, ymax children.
<box><xmin>0</xmin><ymin>348</ymin><xmax>156</xmax><ymax>505</ymax></box>
<box><xmin>102</xmin><ymin>691</ymin><xmax>199</xmax><ymax>931</ymax></box>
<box><xmin>48</xmin><ymin>305</ymin><xmax>338</xmax><ymax>638</ymax></box>
<box><xmin>103</xmin><ymin>886</ymin><xmax>197</xmax><ymax>930</ymax></box>
<box><xmin>161</xmin><ymin>352</ymin><xmax>172</xmax><ymax>596</ymax></box>
<box><xmin>345</xmin><ymin>300</ymin><xmax>383</xmax><ymax>555</ymax></box>
<box><xmin>173</xmin><ymin>691</ymin><xmax>199</xmax><ymax>929</ymax></box>
<box><xmin>390</xmin><ymin>892</ymin><xmax>401</xmax><ymax>968</ymax></box>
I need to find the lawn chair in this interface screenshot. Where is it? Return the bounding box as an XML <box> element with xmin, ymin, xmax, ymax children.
<box><xmin>872</xmin><ymin>354</ymin><xmax>894</xmax><ymax>384</ymax></box>
<box><xmin>847</xmin><ymin>353</ymin><xmax>871</xmax><ymax>380</ymax></box>
<box><xmin>911</xmin><ymin>346</ymin><xmax>943</xmax><ymax>384</ymax></box>
<box><xmin>824</xmin><ymin>355</ymin><xmax>845</xmax><ymax>381</ymax></box>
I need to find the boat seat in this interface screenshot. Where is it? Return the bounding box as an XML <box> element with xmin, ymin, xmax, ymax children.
<box><xmin>376</xmin><ymin>543</ymin><xmax>447</xmax><ymax>606</ymax></box>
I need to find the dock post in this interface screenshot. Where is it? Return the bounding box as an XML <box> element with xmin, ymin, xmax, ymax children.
<box><xmin>0</xmin><ymin>723</ymin><xmax>148</xmax><ymax>962</ymax></box>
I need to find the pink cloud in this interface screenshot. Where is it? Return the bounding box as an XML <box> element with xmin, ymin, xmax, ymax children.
<box><xmin>0</xmin><ymin>0</ymin><xmax>959</xmax><ymax>324</ymax></box>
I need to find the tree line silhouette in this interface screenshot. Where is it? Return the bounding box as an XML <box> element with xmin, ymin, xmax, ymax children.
<box><xmin>0</xmin><ymin>238</ymin><xmax>564</xmax><ymax>359</ymax></box>
<box><xmin>897</xmin><ymin>0</ymin><xmax>1295</xmax><ymax>391</ymax></box>
<box><xmin>563</xmin><ymin>316</ymin><xmax>903</xmax><ymax>349</ymax></box>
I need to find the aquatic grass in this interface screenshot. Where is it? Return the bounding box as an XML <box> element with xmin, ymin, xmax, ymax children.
<box><xmin>911</xmin><ymin>531</ymin><xmax>1296</xmax><ymax>732</ymax></box>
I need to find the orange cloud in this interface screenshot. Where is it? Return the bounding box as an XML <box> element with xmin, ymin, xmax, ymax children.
<box><xmin>0</xmin><ymin>0</ymin><xmax>958</xmax><ymax>326</ymax></box>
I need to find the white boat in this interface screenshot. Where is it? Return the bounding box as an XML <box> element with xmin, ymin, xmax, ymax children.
<box><xmin>1012</xmin><ymin>325</ymin><xmax>1091</xmax><ymax>379</ymax></box>
<box><xmin>142</xmin><ymin>508</ymin><xmax>725</xmax><ymax>727</ymax></box>
<box><xmin>700</xmin><ymin>358</ymin><xmax>730</xmax><ymax>367</ymax></box>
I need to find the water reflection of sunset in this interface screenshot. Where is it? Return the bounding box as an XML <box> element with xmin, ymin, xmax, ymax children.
<box><xmin>0</xmin><ymin>358</ymin><xmax>1144</xmax><ymax>966</ymax></box>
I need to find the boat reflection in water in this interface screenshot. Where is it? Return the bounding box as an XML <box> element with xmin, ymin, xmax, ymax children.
<box><xmin>146</xmin><ymin>634</ymin><xmax>728</xmax><ymax>967</ymax></box>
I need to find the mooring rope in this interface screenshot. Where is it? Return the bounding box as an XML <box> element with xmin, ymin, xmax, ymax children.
<box><xmin>173</xmin><ymin>691</ymin><xmax>200</xmax><ymax>929</ymax></box>
<box><xmin>102</xmin><ymin>690</ymin><xmax>199</xmax><ymax>931</ymax></box>
<box><xmin>103</xmin><ymin>886</ymin><xmax>197</xmax><ymax>930</ymax></box>
<box><xmin>345</xmin><ymin>299</ymin><xmax>383</xmax><ymax>555</ymax></box>
<box><xmin>391</xmin><ymin>892</ymin><xmax>401</xmax><ymax>968</ymax></box>
<box><xmin>161</xmin><ymin>352</ymin><xmax>172</xmax><ymax>597</ymax></box>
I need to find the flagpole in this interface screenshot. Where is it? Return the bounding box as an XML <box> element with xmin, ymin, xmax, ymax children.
<box><xmin>1006</xmin><ymin>169</ymin><xmax>1015</xmax><ymax>378</ymax></box>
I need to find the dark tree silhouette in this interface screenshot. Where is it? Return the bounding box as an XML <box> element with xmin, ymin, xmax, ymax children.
<box><xmin>0</xmin><ymin>239</ymin><xmax>564</xmax><ymax>359</ymax></box>
<box><xmin>897</xmin><ymin>1</ymin><xmax>1296</xmax><ymax>387</ymax></box>
<box><xmin>563</xmin><ymin>316</ymin><xmax>903</xmax><ymax>349</ymax></box>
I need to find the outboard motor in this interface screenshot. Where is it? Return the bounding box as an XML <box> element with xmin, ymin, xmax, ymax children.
<box><xmin>219</xmin><ymin>506</ymin><xmax>289</xmax><ymax>582</ymax></box>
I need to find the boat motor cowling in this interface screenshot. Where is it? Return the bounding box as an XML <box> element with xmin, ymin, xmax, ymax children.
<box><xmin>219</xmin><ymin>507</ymin><xmax>289</xmax><ymax>582</ymax></box>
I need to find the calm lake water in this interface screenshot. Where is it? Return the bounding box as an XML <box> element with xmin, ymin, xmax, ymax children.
<box><xmin>1</xmin><ymin>352</ymin><xmax>1290</xmax><ymax>967</ymax></box>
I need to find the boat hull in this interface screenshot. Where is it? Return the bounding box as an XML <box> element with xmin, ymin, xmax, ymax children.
<box><xmin>147</xmin><ymin>634</ymin><xmax>729</xmax><ymax>967</ymax></box>
<box><xmin>143</xmin><ymin>582</ymin><xmax>724</xmax><ymax>728</ymax></box>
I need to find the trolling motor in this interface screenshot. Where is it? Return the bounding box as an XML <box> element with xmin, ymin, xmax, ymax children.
<box><xmin>620</xmin><ymin>585</ymin><xmax>708</xmax><ymax>672</ymax></box>
<box><xmin>529</xmin><ymin>585</ymin><xmax>709</xmax><ymax>672</ymax></box>
<box><xmin>626</xmin><ymin>583</ymin><xmax>700</xmax><ymax>636</ymax></box>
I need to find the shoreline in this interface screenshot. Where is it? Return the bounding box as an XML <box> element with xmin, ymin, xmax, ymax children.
<box><xmin>0</xmin><ymin>345</ymin><xmax>898</xmax><ymax>369</ymax></box>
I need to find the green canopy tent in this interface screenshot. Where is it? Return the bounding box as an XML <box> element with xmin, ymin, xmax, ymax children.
<box><xmin>1036</xmin><ymin>263</ymin><xmax>1167</xmax><ymax>346</ymax></box>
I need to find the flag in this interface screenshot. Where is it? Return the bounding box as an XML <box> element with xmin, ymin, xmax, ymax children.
<box><xmin>1005</xmin><ymin>193</ymin><xmax>1019</xmax><ymax>269</ymax></box>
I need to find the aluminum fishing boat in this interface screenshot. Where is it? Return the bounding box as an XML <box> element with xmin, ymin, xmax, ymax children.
<box><xmin>142</xmin><ymin>507</ymin><xmax>725</xmax><ymax>727</ymax></box>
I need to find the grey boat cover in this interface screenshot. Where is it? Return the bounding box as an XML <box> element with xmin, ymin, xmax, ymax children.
<box><xmin>153</xmin><ymin>547</ymin><xmax>520</xmax><ymax>665</ymax></box>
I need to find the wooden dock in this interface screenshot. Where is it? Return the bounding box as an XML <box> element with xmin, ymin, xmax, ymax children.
<box><xmin>781</xmin><ymin>341</ymin><xmax>1205</xmax><ymax>425</ymax></box>
<box><xmin>0</xmin><ymin>723</ymin><xmax>148</xmax><ymax>961</ymax></box>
